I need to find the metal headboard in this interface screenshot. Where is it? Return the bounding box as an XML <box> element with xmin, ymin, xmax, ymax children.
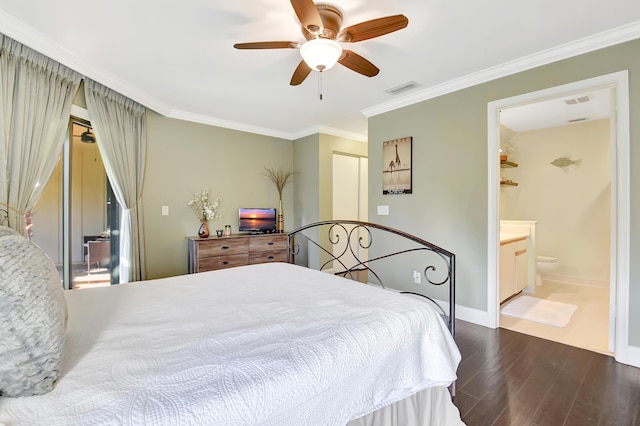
<box><xmin>0</xmin><ymin>208</ymin><xmax>8</xmax><ymax>226</ymax></box>
<box><xmin>287</xmin><ymin>220</ymin><xmax>456</xmax><ymax>336</ymax></box>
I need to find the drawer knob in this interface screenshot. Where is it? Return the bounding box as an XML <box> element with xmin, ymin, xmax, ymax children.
<box><xmin>267</xmin><ymin>242</ymin><xmax>274</xmax><ymax>246</ymax></box>
<box><xmin>221</xmin><ymin>246</ymin><xmax>229</xmax><ymax>250</ymax></box>
<box><xmin>222</xmin><ymin>261</ymin><xmax>229</xmax><ymax>265</ymax></box>
<box><xmin>268</xmin><ymin>256</ymin><xmax>274</xmax><ymax>259</ymax></box>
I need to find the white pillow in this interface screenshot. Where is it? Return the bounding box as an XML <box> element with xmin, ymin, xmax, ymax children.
<box><xmin>0</xmin><ymin>233</ymin><xmax>67</xmax><ymax>397</ymax></box>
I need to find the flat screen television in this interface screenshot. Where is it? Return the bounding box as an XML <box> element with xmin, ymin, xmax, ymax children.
<box><xmin>238</xmin><ymin>207</ymin><xmax>277</xmax><ymax>234</ymax></box>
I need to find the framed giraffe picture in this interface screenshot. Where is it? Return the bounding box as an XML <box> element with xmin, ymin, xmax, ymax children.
<box><xmin>382</xmin><ymin>136</ymin><xmax>412</xmax><ymax>194</ymax></box>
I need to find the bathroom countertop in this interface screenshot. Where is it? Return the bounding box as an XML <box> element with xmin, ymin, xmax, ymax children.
<box><xmin>500</xmin><ymin>232</ymin><xmax>528</xmax><ymax>245</ymax></box>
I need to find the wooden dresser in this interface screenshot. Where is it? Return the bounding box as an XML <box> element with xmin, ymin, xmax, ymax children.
<box><xmin>187</xmin><ymin>233</ymin><xmax>288</xmax><ymax>273</ymax></box>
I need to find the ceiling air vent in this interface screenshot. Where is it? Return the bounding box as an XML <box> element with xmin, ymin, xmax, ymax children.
<box><xmin>564</xmin><ymin>94</ymin><xmax>592</xmax><ymax>105</ymax></box>
<box><xmin>385</xmin><ymin>81</ymin><xmax>421</xmax><ymax>96</ymax></box>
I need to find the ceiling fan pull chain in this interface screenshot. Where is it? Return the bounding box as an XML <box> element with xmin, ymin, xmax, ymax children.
<box><xmin>318</xmin><ymin>71</ymin><xmax>323</xmax><ymax>100</ymax></box>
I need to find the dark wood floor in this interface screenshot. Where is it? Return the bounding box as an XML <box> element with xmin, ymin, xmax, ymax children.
<box><xmin>453</xmin><ymin>320</ymin><xmax>640</xmax><ymax>426</ymax></box>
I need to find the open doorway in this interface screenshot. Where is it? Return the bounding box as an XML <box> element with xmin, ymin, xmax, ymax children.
<box><xmin>487</xmin><ymin>71</ymin><xmax>631</xmax><ymax>365</ymax></box>
<box><xmin>498</xmin><ymin>88</ymin><xmax>612</xmax><ymax>354</ymax></box>
<box><xmin>31</xmin><ymin>118</ymin><xmax>120</xmax><ymax>289</ymax></box>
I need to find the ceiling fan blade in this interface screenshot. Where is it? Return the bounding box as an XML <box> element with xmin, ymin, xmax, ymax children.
<box><xmin>339</xmin><ymin>15</ymin><xmax>408</xmax><ymax>43</ymax></box>
<box><xmin>290</xmin><ymin>60</ymin><xmax>312</xmax><ymax>86</ymax></box>
<box><xmin>290</xmin><ymin>0</ymin><xmax>323</xmax><ymax>34</ymax></box>
<box><xmin>234</xmin><ymin>41</ymin><xmax>300</xmax><ymax>49</ymax></box>
<box><xmin>338</xmin><ymin>50</ymin><xmax>379</xmax><ymax>77</ymax></box>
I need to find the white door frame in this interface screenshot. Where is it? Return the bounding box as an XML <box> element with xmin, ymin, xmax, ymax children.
<box><xmin>486</xmin><ymin>71</ymin><xmax>630</xmax><ymax>365</ymax></box>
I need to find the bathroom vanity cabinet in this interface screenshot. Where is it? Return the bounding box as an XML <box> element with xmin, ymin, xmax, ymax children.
<box><xmin>499</xmin><ymin>236</ymin><xmax>528</xmax><ymax>303</ymax></box>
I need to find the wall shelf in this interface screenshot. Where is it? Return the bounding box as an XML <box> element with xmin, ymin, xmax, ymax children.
<box><xmin>500</xmin><ymin>159</ymin><xmax>518</xmax><ymax>186</ymax></box>
<box><xmin>500</xmin><ymin>160</ymin><xmax>518</xmax><ymax>168</ymax></box>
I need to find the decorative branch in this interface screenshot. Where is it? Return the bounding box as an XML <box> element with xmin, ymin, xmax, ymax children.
<box><xmin>263</xmin><ymin>167</ymin><xmax>295</xmax><ymax>200</ymax></box>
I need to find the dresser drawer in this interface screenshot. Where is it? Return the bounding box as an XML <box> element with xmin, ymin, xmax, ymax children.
<box><xmin>198</xmin><ymin>253</ymin><xmax>249</xmax><ymax>271</ymax></box>
<box><xmin>249</xmin><ymin>250</ymin><xmax>287</xmax><ymax>264</ymax></box>
<box><xmin>197</xmin><ymin>238</ymin><xmax>249</xmax><ymax>257</ymax></box>
<box><xmin>249</xmin><ymin>234</ymin><xmax>287</xmax><ymax>253</ymax></box>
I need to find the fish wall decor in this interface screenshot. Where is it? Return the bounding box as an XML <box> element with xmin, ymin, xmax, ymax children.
<box><xmin>550</xmin><ymin>157</ymin><xmax>581</xmax><ymax>168</ymax></box>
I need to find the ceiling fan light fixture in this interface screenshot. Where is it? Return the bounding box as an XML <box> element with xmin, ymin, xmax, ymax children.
<box><xmin>300</xmin><ymin>38</ymin><xmax>342</xmax><ymax>71</ymax></box>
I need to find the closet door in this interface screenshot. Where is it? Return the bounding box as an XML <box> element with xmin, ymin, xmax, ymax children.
<box><xmin>332</xmin><ymin>154</ymin><xmax>368</xmax><ymax>274</ymax></box>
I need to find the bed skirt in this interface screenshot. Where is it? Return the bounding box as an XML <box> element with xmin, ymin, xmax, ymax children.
<box><xmin>348</xmin><ymin>386</ymin><xmax>465</xmax><ymax>426</ymax></box>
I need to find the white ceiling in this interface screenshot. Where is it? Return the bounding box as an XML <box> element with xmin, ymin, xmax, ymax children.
<box><xmin>0</xmin><ymin>1</ymin><xmax>639</xmax><ymax>140</ymax></box>
<box><xmin>500</xmin><ymin>87</ymin><xmax>612</xmax><ymax>133</ymax></box>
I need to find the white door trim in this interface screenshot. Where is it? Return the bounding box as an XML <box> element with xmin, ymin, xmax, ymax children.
<box><xmin>486</xmin><ymin>70</ymin><xmax>631</xmax><ymax>365</ymax></box>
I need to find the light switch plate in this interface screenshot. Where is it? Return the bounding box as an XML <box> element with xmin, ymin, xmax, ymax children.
<box><xmin>377</xmin><ymin>205</ymin><xmax>389</xmax><ymax>215</ymax></box>
<box><xmin>161</xmin><ymin>205</ymin><xmax>169</xmax><ymax>216</ymax></box>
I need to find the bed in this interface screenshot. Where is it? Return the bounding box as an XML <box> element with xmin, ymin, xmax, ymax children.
<box><xmin>0</xmin><ymin>221</ymin><xmax>463</xmax><ymax>425</ymax></box>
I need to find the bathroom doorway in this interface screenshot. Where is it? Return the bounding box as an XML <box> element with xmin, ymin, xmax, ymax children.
<box><xmin>487</xmin><ymin>71</ymin><xmax>630</xmax><ymax>364</ymax></box>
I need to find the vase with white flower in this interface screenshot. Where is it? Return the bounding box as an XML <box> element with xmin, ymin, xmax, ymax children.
<box><xmin>187</xmin><ymin>187</ymin><xmax>221</xmax><ymax>238</ymax></box>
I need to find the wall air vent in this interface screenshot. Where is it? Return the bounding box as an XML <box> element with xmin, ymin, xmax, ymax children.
<box><xmin>385</xmin><ymin>81</ymin><xmax>421</xmax><ymax>96</ymax></box>
<box><xmin>568</xmin><ymin>117</ymin><xmax>588</xmax><ymax>123</ymax></box>
<box><xmin>564</xmin><ymin>94</ymin><xmax>592</xmax><ymax>105</ymax></box>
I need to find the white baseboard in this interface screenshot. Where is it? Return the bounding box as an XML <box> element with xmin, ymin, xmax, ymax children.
<box><xmin>625</xmin><ymin>345</ymin><xmax>640</xmax><ymax>368</ymax></box>
<box><xmin>544</xmin><ymin>273</ymin><xmax>609</xmax><ymax>288</ymax></box>
<box><xmin>454</xmin><ymin>303</ymin><xmax>493</xmax><ymax>328</ymax></box>
<box><xmin>427</xmin><ymin>298</ymin><xmax>494</xmax><ymax>329</ymax></box>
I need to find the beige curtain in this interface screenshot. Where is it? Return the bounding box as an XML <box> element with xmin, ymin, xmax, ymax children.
<box><xmin>0</xmin><ymin>34</ymin><xmax>81</xmax><ymax>234</ymax></box>
<box><xmin>84</xmin><ymin>79</ymin><xmax>146</xmax><ymax>283</ymax></box>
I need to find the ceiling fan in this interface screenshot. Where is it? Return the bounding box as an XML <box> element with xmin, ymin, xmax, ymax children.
<box><xmin>233</xmin><ymin>0</ymin><xmax>409</xmax><ymax>86</ymax></box>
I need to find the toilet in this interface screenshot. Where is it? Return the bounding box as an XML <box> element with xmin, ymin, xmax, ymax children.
<box><xmin>536</xmin><ymin>256</ymin><xmax>559</xmax><ymax>286</ymax></box>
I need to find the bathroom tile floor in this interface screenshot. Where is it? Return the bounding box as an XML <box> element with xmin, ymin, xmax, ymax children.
<box><xmin>500</xmin><ymin>280</ymin><xmax>611</xmax><ymax>355</ymax></box>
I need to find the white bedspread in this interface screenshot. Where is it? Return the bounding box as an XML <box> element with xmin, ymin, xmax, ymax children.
<box><xmin>0</xmin><ymin>263</ymin><xmax>461</xmax><ymax>425</ymax></box>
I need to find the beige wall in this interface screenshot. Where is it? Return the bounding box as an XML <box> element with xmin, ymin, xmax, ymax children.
<box><xmin>142</xmin><ymin>111</ymin><xmax>293</xmax><ymax>279</ymax></box>
<box><xmin>501</xmin><ymin>119</ymin><xmax>611</xmax><ymax>283</ymax></box>
<box><xmin>368</xmin><ymin>38</ymin><xmax>640</xmax><ymax>346</ymax></box>
<box><xmin>293</xmin><ymin>134</ymin><xmax>320</xmax><ymax>230</ymax></box>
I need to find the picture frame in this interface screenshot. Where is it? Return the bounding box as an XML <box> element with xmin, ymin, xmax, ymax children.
<box><xmin>382</xmin><ymin>136</ymin><xmax>412</xmax><ymax>194</ymax></box>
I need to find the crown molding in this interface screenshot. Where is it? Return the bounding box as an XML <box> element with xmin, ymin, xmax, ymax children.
<box><xmin>317</xmin><ymin>126</ymin><xmax>368</xmax><ymax>142</ymax></box>
<box><xmin>362</xmin><ymin>21</ymin><xmax>640</xmax><ymax>118</ymax></box>
<box><xmin>168</xmin><ymin>111</ymin><xmax>366</xmax><ymax>142</ymax></box>
<box><xmin>167</xmin><ymin>109</ymin><xmax>293</xmax><ymax>140</ymax></box>
<box><xmin>290</xmin><ymin>125</ymin><xmax>367</xmax><ymax>142</ymax></box>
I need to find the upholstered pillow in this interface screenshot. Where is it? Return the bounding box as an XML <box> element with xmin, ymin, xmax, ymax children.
<box><xmin>0</xmin><ymin>233</ymin><xmax>67</xmax><ymax>397</ymax></box>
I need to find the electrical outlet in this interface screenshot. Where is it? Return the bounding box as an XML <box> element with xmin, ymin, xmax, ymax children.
<box><xmin>413</xmin><ymin>269</ymin><xmax>421</xmax><ymax>284</ymax></box>
<box><xmin>161</xmin><ymin>205</ymin><xmax>169</xmax><ymax>216</ymax></box>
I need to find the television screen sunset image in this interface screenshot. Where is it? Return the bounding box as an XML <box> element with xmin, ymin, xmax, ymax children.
<box><xmin>239</xmin><ymin>208</ymin><xmax>276</xmax><ymax>231</ymax></box>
